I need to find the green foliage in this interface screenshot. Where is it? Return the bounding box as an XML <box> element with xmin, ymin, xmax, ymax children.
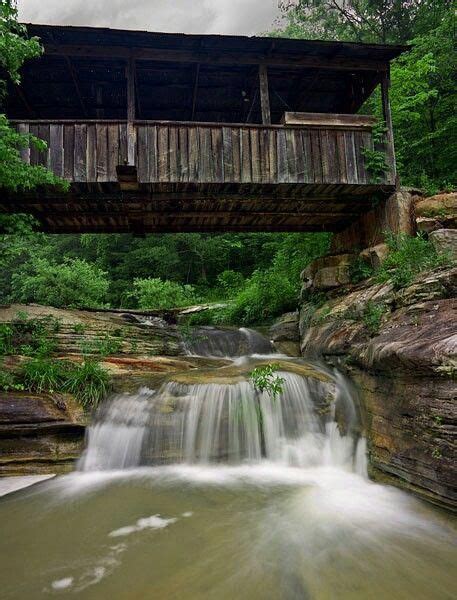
<box><xmin>10</xmin><ymin>258</ymin><xmax>110</xmax><ymax>308</ymax></box>
<box><xmin>22</xmin><ymin>357</ymin><xmax>67</xmax><ymax>394</ymax></box>
<box><xmin>276</xmin><ymin>2</ymin><xmax>456</xmax><ymax>191</ymax></box>
<box><xmin>0</xmin><ymin>2</ymin><xmax>68</xmax><ymax>194</ymax></box>
<box><xmin>216</xmin><ymin>270</ymin><xmax>245</xmax><ymax>296</ymax></box>
<box><xmin>21</xmin><ymin>355</ymin><xmax>110</xmax><ymax>409</ymax></box>
<box><xmin>250</xmin><ymin>364</ymin><xmax>285</xmax><ymax>402</ymax></box>
<box><xmin>0</xmin><ymin>365</ymin><xmax>24</xmax><ymax>391</ymax></box>
<box><xmin>79</xmin><ymin>333</ymin><xmax>123</xmax><ymax>357</ymax></box>
<box><xmin>223</xmin><ymin>233</ymin><xmax>331</xmax><ymax>325</ymax></box>
<box><xmin>376</xmin><ymin>232</ymin><xmax>452</xmax><ymax>289</ymax></box>
<box><xmin>349</xmin><ymin>256</ymin><xmax>375</xmax><ymax>284</ymax></box>
<box><xmin>361</xmin><ymin>302</ymin><xmax>388</xmax><ymax>336</ymax></box>
<box><xmin>132</xmin><ymin>277</ymin><xmax>198</xmax><ymax>309</ymax></box>
<box><xmin>0</xmin><ymin>312</ymin><xmax>60</xmax><ymax>357</ymax></box>
<box><xmin>361</xmin><ymin>121</ymin><xmax>388</xmax><ymax>183</ymax></box>
<box><xmin>63</xmin><ymin>360</ymin><xmax>110</xmax><ymax>410</ymax></box>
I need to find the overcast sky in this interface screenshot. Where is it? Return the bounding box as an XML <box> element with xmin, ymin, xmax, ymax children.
<box><xmin>18</xmin><ymin>0</ymin><xmax>282</xmax><ymax>36</ymax></box>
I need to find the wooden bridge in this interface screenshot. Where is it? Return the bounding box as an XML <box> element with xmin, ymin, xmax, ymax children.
<box><xmin>2</xmin><ymin>25</ymin><xmax>406</xmax><ymax>233</ymax></box>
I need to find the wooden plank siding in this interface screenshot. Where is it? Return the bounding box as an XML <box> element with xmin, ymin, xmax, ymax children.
<box><xmin>13</xmin><ymin>120</ymin><xmax>392</xmax><ymax>187</ymax></box>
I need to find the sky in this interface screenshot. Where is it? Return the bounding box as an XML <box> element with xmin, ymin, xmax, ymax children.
<box><xmin>18</xmin><ymin>0</ymin><xmax>282</xmax><ymax>36</ymax></box>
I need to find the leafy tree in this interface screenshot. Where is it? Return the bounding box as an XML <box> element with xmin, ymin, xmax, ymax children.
<box><xmin>0</xmin><ymin>1</ymin><xmax>67</xmax><ymax>236</ymax></box>
<box><xmin>277</xmin><ymin>1</ymin><xmax>452</xmax><ymax>43</ymax></box>
<box><xmin>10</xmin><ymin>258</ymin><xmax>110</xmax><ymax>308</ymax></box>
<box><xmin>276</xmin><ymin>0</ymin><xmax>456</xmax><ymax>190</ymax></box>
<box><xmin>132</xmin><ymin>278</ymin><xmax>198</xmax><ymax>309</ymax></box>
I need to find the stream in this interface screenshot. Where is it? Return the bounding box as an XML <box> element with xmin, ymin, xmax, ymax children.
<box><xmin>0</xmin><ymin>327</ymin><xmax>456</xmax><ymax>599</ymax></box>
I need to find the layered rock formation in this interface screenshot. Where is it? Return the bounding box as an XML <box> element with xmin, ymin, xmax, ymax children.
<box><xmin>296</xmin><ymin>190</ymin><xmax>457</xmax><ymax>511</ymax></box>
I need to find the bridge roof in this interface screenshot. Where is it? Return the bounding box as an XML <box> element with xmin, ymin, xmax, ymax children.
<box><xmin>6</xmin><ymin>24</ymin><xmax>407</xmax><ymax>123</ymax></box>
<box><xmin>25</xmin><ymin>23</ymin><xmax>406</xmax><ymax>66</ymax></box>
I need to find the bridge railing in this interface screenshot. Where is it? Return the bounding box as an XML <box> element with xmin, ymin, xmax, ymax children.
<box><xmin>13</xmin><ymin>118</ymin><xmax>393</xmax><ymax>187</ymax></box>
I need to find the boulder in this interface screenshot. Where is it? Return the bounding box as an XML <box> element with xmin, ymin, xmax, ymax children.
<box><xmin>302</xmin><ymin>253</ymin><xmax>356</xmax><ymax>291</ymax></box>
<box><xmin>270</xmin><ymin>312</ymin><xmax>300</xmax><ymax>355</ymax></box>
<box><xmin>429</xmin><ymin>229</ymin><xmax>457</xmax><ymax>259</ymax></box>
<box><xmin>0</xmin><ymin>391</ymin><xmax>86</xmax><ymax>476</ymax></box>
<box><xmin>359</xmin><ymin>243</ymin><xmax>389</xmax><ymax>269</ymax></box>
<box><xmin>415</xmin><ymin>192</ymin><xmax>457</xmax><ymax>218</ymax></box>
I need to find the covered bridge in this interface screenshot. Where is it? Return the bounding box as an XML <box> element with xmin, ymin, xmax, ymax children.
<box><xmin>2</xmin><ymin>24</ymin><xmax>406</xmax><ymax>233</ymax></box>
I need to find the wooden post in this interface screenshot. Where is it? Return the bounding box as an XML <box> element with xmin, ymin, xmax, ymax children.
<box><xmin>259</xmin><ymin>64</ymin><xmax>271</xmax><ymax>125</ymax></box>
<box><xmin>380</xmin><ymin>68</ymin><xmax>397</xmax><ymax>186</ymax></box>
<box><xmin>126</xmin><ymin>55</ymin><xmax>136</xmax><ymax>165</ymax></box>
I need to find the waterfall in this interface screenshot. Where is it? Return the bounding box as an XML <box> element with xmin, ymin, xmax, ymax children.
<box><xmin>78</xmin><ymin>367</ymin><xmax>366</xmax><ymax>475</ymax></box>
<box><xmin>184</xmin><ymin>326</ymin><xmax>273</xmax><ymax>357</ymax></box>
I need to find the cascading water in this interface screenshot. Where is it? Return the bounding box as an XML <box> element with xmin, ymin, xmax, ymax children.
<box><xmin>1</xmin><ymin>327</ymin><xmax>455</xmax><ymax>599</ymax></box>
<box><xmin>78</xmin><ymin>368</ymin><xmax>366</xmax><ymax>475</ymax></box>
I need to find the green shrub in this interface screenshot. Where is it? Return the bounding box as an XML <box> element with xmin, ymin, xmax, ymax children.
<box><xmin>362</xmin><ymin>302</ymin><xmax>388</xmax><ymax>336</ymax></box>
<box><xmin>22</xmin><ymin>357</ymin><xmax>67</xmax><ymax>393</ymax></box>
<box><xmin>11</xmin><ymin>258</ymin><xmax>110</xmax><ymax>309</ymax></box>
<box><xmin>79</xmin><ymin>333</ymin><xmax>123</xmax><ymax>357</ymax></box>
<box><xmin>0</xmin><ymin>312</ymin><xmax>60</xmax><ymax>357</ymax></box>
<box><xmin>376</xmin><ymin>232</ymin><xmax>452</xmax><ymax>289</ymax></box>
<box><xmin>0</xmin><ymin>366</ymin><xmax>24</xmax><ymax>392</ymax></box>
<box><xmin>63</xmin><ymin>360</ymin><xmax>110</xmax><ymax>409</ymax></box>
<box><xmin>216</xmin><ymin>270</ymin><xmax>245</xmax><ymax>296</ymax></box>
<box><xmin>132</xmin><ymin>277</ymin><xmax>198</xmax><ymax>309</ymax></box>
<box><xmin>349</xmin><ymin>256</ymin><xmax>374</xmax><ymax>284</ymax></box>
<box><xmin>250</xmin><ymin>364</ymin><xmax>285</xmax><ymax>401</ymax></box>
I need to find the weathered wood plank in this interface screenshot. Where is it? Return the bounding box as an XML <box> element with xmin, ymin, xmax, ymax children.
<box><xmin>148</xmin><ymin>125</ymin><xmax>158</xmax><ymax>181</ymax></box>
<box><xmin>158</xmin><ymin>126</ymin><xmax>169</xmax><ymax>182</ymax></box>
<box><xmin>107</xmin><ymin>124</ymin><xmax>119</xmax><ymax>181</ymax></box>
<box><xmin>310</xmin><ymin>130</ymin><xmax>322</xmax><ymax>183</ymax></box>
<box><xmin>169</xmin><ymin>127</ymin><xmax>178</xmax><ymax>181</ymax></box>
<box><xmin>250</xmin><ymin>128</ymin><xmax>261</xmax><ymax>183</ymax></box>
<box><xmin>282</xmin><ymin>112</ymin><xmax>376</xmax><ymax>128</ymax></box>
<box><xmin>63</xmin><ymin>125</ymin><xmax>75</xmax><ymax>180</ymax></box>
<box><xmin>211</xmin><ymin>127</ymin><xmax>223</xmax><ymax>183</ymax></box>
<box><xmin>74</xmin><ymin>124</ymin><xmax>87</xmax><ymax>182</ymax></box>
<box><xmin>336</xmin><ymin>130</ymin><xmax>348</xmax><ymax>184</ymax></box>
<box><xmin>136</xmin><ymin>125</ymin><xmax>148</xmax><ymax>182</ymax></box>
<box><xmin>344</xmin><ymin>131</ymin><xmax>358</xmax><ymax>184</ymax></box>
<box><xmin>222</xmin><ymin>127</ymin><xmax>233</xmax><ymax>181</ymax></box>
<box><xmin>268</xmin><ymin>129</ymin><xmax>277</xmax><ymax>183</ymax></box>
<box><xmin>49</xmin><ymin>124</ymin><xmax>64</xmax><ymax>177</ymax></box>
<box><xmin>17</xmin><ymin>123</ymin><xmax>30</xmax><ymax>164</ymax></box>
<box><xmin>354</xmin><ymin>131</ymin><xmax>368</xmax><ymax>184</ymax></box>
<box><xmin>326</xmin><ymin>130</ymin><xmax>339</xmax><ymax>183</ymax></box>
<box><xmin>301</xmin><ymin>129</ymin><xmax>313</xmax><ymax>183</ymax></box>
<box><xmin>188</xmin><ymin>126</ymin><xmax>199</xmax><ymax>180</ymax></box>
<box><xmin>277</xmin><ymin>129</ymin><xmax>288</xmax><ymax>183</ymax></box>
<box><xmin>179</xmin><ymin>127</ymin><xmax>189</xmax><ymax>182</ymax></box>
<box><xmin>96</xmin><ymin>124</ymin><xmax>108</xmax><ymax>182</ymax></box>
<box><xmin>231</xmin><ymin>128</ymin><xmax>241</xmax><ymax>183</ymax></box>
<box><xmin>198</xmin><ymin>127</ymin><xmax>212</xmax><ymax>182</ymax></box>
<box><xmin>86</xmin><ymin>124</ymin><xmax>96</xmax><ymax>181</ymax></box>
<box><xmin>285</xmin><ymin>129</ymin><xmax>298</xmax><ymax>182</ymax></box>
<box><xmin>240</xmin><ymin>128</ymin><xmax>251</xmax><ymax>183</ymax></box>
<box><xmin>294</xmin><ymin>130</ymin><xmax>305</xmax><ymax>183</ymax></box>
<box><xmin>119</xmin><ymin>123</ymin><xmax>128</xmax><ymax>165</ymax></box>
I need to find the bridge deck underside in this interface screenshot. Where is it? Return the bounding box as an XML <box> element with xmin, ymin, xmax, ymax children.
<box><xmin>2</xmin><ymin>182</ymin><xmax>394</xmax><ymax>233</ymax></box>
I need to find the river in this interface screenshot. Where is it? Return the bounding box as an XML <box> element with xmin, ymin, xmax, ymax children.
<box><xmin>0</xmin><ymin>327</ymin><xmax>455</xmax><ymax>599</ymax></box>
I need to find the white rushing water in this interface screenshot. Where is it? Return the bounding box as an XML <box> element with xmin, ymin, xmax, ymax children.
<box><xmin>78</xmin><ymin>366</ymin><xmax>366</xmax><ymax>476</ymax></box>
<box><xmin>1</xmin><ymin>329</ymin><xmax>456</xmax><ymax>599</ymax></box>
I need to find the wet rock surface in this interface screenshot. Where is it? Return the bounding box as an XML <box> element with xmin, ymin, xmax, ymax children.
<box><xmin>0</xmin><ymin>391</ymin><xmax>86</xmax><ymax>476</ymax></box>
<box><xmin>299</xmin><ymin>266</ymin><xmax>457</xmax><ymax>511</ymax></box>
